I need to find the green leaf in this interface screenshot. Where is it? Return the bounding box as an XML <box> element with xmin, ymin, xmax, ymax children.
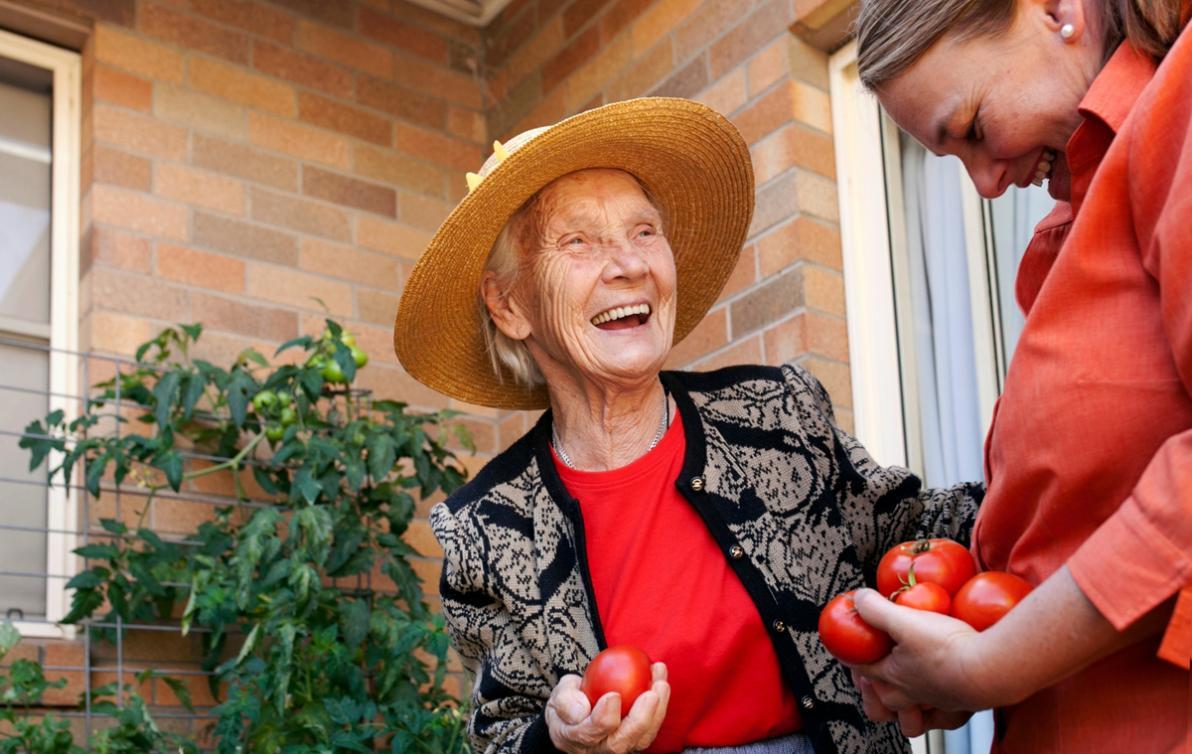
<box><xmin>273</xmin><ymin>335</ymin><xmax>313</xmax><ymax>356</ymax></box>
<box><xmin>0</xmin><ymin>621</ymin><xmax>19</xmax><ymax>660</ymax></box>
<box><xmin>293</xmin><ymin>467</ymin><xmax>321</xmax><ymax>506</ymax></box>
<box><xmin>152</xmin><ymin>370</ymin><xmax>181</xmax><ymax>429</ymax></box>
<box><xmin>161</xmin><ymin>675</ymin><xmax>195</xmax><ymax>712</ymax></box>
<box><xmin>236</xmin><ymin>623</ymin><xmax>261</xmax><ymax>666</ymax></box>
<box><xmin>85</xmin><ymin>450</ymin><xmax>109</xmax><ymax>497</ymax></box>
<box><xmin>227</xmin><ymin>370</ymin><xmax>254</xmax><ymax>429</ymax></box>
<box><xmin>181</xmin><ymin>371</ymin><xmax>206</xmax><ymax>420</ymax></box>
<box><xmin>65</xmin><ymin>568</ymin><xmax>109</xmax><ymax>589</ymax></box>
<box><xmin>100</xmin><ymin>518</ymin><xmax>128</xmax><ymax>535</ymax></box>
<box><xmin>74</xmin><ymin>543</ymin><xmax>119</xmax><ymax>560</ymax></box>
<box><xmin>366</xmin><ymin>434</ymin><xmax>397</xmax><ymax>480</ymax></box>
<box><xmin>238</xmin><ymin>348</ymin><xmax>268</xmax><ymax>368</ymax></box>
<box><xmin>180</xmin><ymin>323</ymin><xmax>203</xmax><ymax>340</ymax></box>
<box><xmin>340</xmin><ymin>600</ymin><xmax>369</xmax><ymax>649</ymax></box>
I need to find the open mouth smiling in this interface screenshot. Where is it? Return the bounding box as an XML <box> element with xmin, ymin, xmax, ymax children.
<box><xmin>591</xmin><ymin>303</ymin><xmax>652</xmax><ymax>330</ymax></box>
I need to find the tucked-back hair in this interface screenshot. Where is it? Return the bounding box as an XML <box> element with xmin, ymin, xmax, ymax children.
<box><xmin>856</xmin><ymin>0</ymin><xmax>1187</xmax><ymax>89</ymax></box>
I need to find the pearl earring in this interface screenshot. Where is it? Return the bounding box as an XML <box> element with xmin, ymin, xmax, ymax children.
<box><xmin>1060</xmin><ymin>23</ymin><xmax>1075</xmax><ymax>39</ymax></box>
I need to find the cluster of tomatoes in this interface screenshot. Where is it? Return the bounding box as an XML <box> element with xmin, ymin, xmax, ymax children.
<box><xmin>818</xmin><ymin>538</ymin><xmax>1033</xmax><ymax>664</ymax></box>
<box><xmin>307</xmin><ymin>329</ymin><xmax>369</xmax><ymax>385</ymax></box>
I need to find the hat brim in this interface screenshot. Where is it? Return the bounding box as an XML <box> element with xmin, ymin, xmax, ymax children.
<box><xmin>393</xmin><ymin>97</ymin><xmax>755</xmax><ymax>410</ymax></box>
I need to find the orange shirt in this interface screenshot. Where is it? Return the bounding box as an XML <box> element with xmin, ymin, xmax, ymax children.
<box><xmin>556</xmin><ymin>414</ymin><xmax>801</xmax><ymax>753</ymax></box>
<box><xmin>974</xmin><ymin>36</ymin><xmax>1192</xmax><ymax>754</ymax></box>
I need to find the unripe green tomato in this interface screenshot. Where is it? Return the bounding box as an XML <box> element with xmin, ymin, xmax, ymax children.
<box><xmin>252</xmin><ymin>390</ymin><xmax>277</xmax><ymax>412</ymax></box>
<box><xmin>280</xmin><ymin>406</ymin><xmax>297</xmax><ymax>427</ymax></box>
<box><xmin>321</xmin><ymin>359</ymin><xmax>347</xmax><ymax>384</ymax></box>
<box><xmin>307</xmin><ymin>354</ymin><xmax>326</xmax><ymax>370</ymax></box>
<box><xmin>350</xmin><ymin>345</ymin><xmax>368</xmax><ymax>368</ymax></box>
<box><xmin>265</xmin><ymin>423</ymin><xmax>284</xmax><ymax>442</ymax></box>
<box><xmin>276</xmin><ymin>392</ymin><xmax>294</xmax><ymax>407</ymax></box>
<box><xmin>352</xmin><ymin>430</ymin><xmax>366</xmax><ymax>445</ymax></box>
<box><xmin>341</xmin><ymin>331</ymin><xmax>357</xmax><ymax>347</ymax></box>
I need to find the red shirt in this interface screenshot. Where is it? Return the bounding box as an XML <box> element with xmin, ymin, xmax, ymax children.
<box><xmin>976</xmin><ymin>37</ymin><xmax>1192</xmax><ymax>753</ymax></box>
<box><xmin>555</xmin><ymin>413</ymin><xmax>801</xmax><ymax>753</ymax></box>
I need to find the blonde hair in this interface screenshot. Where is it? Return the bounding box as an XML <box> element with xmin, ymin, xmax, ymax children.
<box><xmin>856</xmin><ymin>0</ymin><xmax>1186</xmax><ymax>89</ymax></box>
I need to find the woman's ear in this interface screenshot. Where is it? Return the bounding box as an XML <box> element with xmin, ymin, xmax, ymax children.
<box><xmin>1037</xmin><ymin>0</ymin><xmax>1087</xmax><ymax>42</ymax></box>
<box><xmin>481</xmin><ymin>271</ymin><xmax>532</xmax><ymax>341</ymax></box>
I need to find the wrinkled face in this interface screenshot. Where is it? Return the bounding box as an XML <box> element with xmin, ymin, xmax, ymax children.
<box><xmin>505</xmin><ymin>168</ymin><xmax>677</xmax><ymax>390</ymax></box>
<box><xmin>877</xmin><ymin>3</ymin><xmax>1101</xmax><ymax>200</ymax></box>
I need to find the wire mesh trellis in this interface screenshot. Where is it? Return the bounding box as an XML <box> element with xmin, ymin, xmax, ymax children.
<box><xmin>0</xmin><ymin>332</ymin><xmax>384</xmax><ymax>743</ymax></box>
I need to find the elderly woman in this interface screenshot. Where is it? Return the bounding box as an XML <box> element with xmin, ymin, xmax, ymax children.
<box><xmin>845</xmin><ymin>1</ymin><xmax>1191</xmax><ymax>751</ymax></box>
<box><xmin>393</xmin><ymin>98</ymin><xmax>981</xmax><ymax>754</ymax></box>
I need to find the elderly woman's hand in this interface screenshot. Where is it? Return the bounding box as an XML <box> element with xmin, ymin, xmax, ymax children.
<box><xmin>851</xmin><ymin>667</ymin><xmax>973</xmax><ymax>737</ymax></box>
<box><xmin>546</xmin><ymin>662</ymin><xmax>670</xmax><ymax>754</ymax></box>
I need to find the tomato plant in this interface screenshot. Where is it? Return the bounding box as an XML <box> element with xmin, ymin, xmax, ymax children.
<box><xmin>877</xmin><ymin>538</ymin><xmax>977</xmax><ymax>598</ymax></box>
<box><xmin>581</xmin><ymin>645</ymin><xmax>653</xmax><ymax>712</ymax></box>
<box><xmin>951</xmin><ymin>571</ymin><xmax>1033</xmax><ymax>630</ymax></box>
<box><xmin>818</xmin><ymin>591</ymin><xmax>892</xmax><ymax>664</ymax></box>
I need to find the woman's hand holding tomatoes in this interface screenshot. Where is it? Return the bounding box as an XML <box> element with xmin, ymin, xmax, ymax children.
<box><xmin>546</xmin><ymin>648</ymin><xmax>670</xmax><ymax>754</ymax></box>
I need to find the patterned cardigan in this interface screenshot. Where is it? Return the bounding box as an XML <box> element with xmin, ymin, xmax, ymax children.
<box><xmin>431</xmin><ymin>364</ymin><xmax>983</xmax><ymax>754</ymax></box>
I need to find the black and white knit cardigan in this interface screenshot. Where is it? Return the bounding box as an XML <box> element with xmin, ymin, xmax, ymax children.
<box><xmin>431</xmin><ymin>363</ymin><xmax>983</xmax><ymax>754</ymax></box>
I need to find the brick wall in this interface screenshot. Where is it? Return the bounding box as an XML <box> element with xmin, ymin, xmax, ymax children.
<box><xmin>2</xmin><ymin>0</ymin><xmax>856</xmax><ymax>733</ymax></box>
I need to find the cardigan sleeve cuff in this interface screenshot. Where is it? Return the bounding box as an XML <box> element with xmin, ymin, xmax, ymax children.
<box><xmin>1068</xmin><ymin>497</ymin><xmax>1191</xmax><ymax>631</ymax></box>
<box><xmin>521</xmin><ymin>712</ymin><xmax>562</xmax><ymax>753</ymax></box>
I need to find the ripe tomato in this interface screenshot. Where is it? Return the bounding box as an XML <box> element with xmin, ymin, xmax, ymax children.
<box><xmin>951</xmin><ymin>571</ymin><xmax>1033</xmax><ymax>631</ymax></box>
<box><xmin>580</xmin><ymin>645</ymin><xmax>652</xmax><ymax>712</ymax></box>
<box><xmin>818</xmin><ymin>590</ymin><xmax>891</xmax><ymax>664</ymax></box>
<box><xmin>877</xmin><ymin>538</ymin><xmax>977</xmax><ymax>598</ymax></box>
<box><xmin>892</xmin><ymin>580</ymin><xmax>952</xmax><ymax>614</ymax></box>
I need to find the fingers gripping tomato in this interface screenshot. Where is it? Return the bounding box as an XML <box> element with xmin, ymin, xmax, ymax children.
<box><xmin>580</xmin><ymin>645</ymin><xmax>652</xmax><ymax>712</ymax></box>
<box><xmin>877</xmin><ymin>538</ymin><xmax>977</xmax><ymax>598</ymax></box>
<box><xmin>892</xmin><ymin>580</ymin><xmax>952</xmax><ymax>614</ymax></box>
<box><xmin>951</xmin><ymin>571</ymin><xmax>1033</xmax><ymax>631</ymax></box>
<box><xmin>818</xmin><ymin>590</ymin><xmax>892</xmax><ymax>664</ymax></box>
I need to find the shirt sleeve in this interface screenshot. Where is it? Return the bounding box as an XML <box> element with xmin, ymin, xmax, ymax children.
<box><xmin>1066</xmin><ymin>32</ymin><xmax>1192</xmax><ymax>658</ymax></box>
<box><xmin>430</xmin><ymin>501</ymin><xmax>560</xmax><ymax>754</ymax></box>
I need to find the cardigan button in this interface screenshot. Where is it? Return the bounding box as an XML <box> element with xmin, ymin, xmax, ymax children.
<box><xmin>690</xmin><ymin>476</ymin><xmax>705</xmax><ymax>492</ymax></box>
<box><xmin>800</xmin><ymin>695</ymin><xmax>816</xmax><ymax>711</ymax></box>
<box><xmin>771</xmin><ymin>619</ymin><xmax>786</xmax><ymax>633</ymax></box>
<box><xmin>728</xmin><ymin>544</ymin><xmax>745</xmax><ymax>560</ymax></box>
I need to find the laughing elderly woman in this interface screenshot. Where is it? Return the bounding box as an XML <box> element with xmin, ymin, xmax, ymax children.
<box><xmin>393</xmin><ymin>98</ymin><xmax>982</xmax><ymax>754</ymax></box>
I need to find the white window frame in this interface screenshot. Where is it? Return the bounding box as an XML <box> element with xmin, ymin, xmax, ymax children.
<box><xmin>0</xmin><ymin>28</ymin><xmax>81</xmax><ymax>639</ymax></box>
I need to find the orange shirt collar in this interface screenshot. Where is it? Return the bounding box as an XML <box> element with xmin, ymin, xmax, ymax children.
<box><xmin>1076</xmin><ymin>42</ymin><xmax>1156</xmax><ymax>137</ymax></box>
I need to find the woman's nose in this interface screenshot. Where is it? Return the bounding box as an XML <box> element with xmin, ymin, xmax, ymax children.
<box><xmin>601</xmin><ymin>240</ymin><xmax>649</xmax><ymax>279</ymax></box>
<box><xmin>962</xmin><ymin>153</ymin><xmax>1010</xmax><ymax>199</ymax></box>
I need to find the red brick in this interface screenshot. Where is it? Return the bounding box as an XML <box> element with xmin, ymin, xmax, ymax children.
<box><xmin>675</xmin><ymin>0</ymin><xmax>742</xmax><ymax>52</ymax></box>
<box><xmin>730</xmin><ymin>268</ymin><xmax>804</xmax><ymax>338</ymax></box>
<box><xmin>190</xmin><ymin>57</ymin><xmax>296</xmax><ymax>117</ymax></box>
<box><xmin>138</xmin><ymin>3</ymin><xmax>250</xmax><ymax>64</ymax></box>
<box><xmin>298</xmin><ymin>92</ymin><xmax>391</xmax><ymax>146</ymax></box>
<box><xmin>793</xmin><ymin>170</ymin><xmax>839</xmax><ymax>223</ymax></box>
<box><xmin>719</xmin><ymin>242</ymin><xmax>758</xmax><ymax>301</ymax></box>
<box><xmin>84</xmin><ymin>310</ymin><xmax>156</xmax><ymax>356</ymax></box>
<box><xmin>805</xmin><ymin>310</ymin><xmax>850</xmax><ymax>362</ymax></box>
<box><xmin>694</xmin><ymin>68</ymin><xmax>746</xmax><ymax>118</ymax></box>
<box><xmin>89</xmin><ymin>227</ymin><xmax>151</xmax><ymax>273</ymax></box>
<box><xmin>249</xmin><ymin>112</ymin><xmax>350</xmax><ymax>169</ymax></box>
<box><xmin>301</xmin><ymin>238</ymin><xmax>401</xmax><ymax>287</ymax></box>
<box><xmin>296</xmin><ymin>19</ymin><xmax>392</xmax><ymax>78</ymax></box>
<box><xmin>543</xmin><ymin>25</ymin><xmax>600</xmax><ymax>92</ymax></box>
<box><xmin>803</xmin><ymin>263</ymin><xmax>845</xmax><ymax>315</ymax></box>
<box><xmin>800</xmin><ymin>354</ymin><xmax>852</xmax><ymax>408</ymax></box>
<box><xmin>89</xmin><ymin>266</ymin><xmax>188</xmax><ymax>319</ymax></box>
<box><xmin>359</xmin><ymin>6</ymin><xmax>448</xmax><ymax>64</ymax></box>
<box><xmin>246</xmin><ymin>263</ymin><xmax>352</xmax><ymax>315</ymax></box>
<box><xmin>357</xmin><ymin>78</ymin><xmax>447</xmax><ymax>131</ymax></box>
<box><xmin>269</xmin><ymin>0</ymin><xmax>354</xmax><ymax>28</ymax></box>
<box><xmin>762</xmin><ymin>313</ymin><xmax>808</xmax><ymax>364</ymax></box>
<box><xmin>601</xmin><ymin>0</ymin><xmax>652</xmax><ymax>43</ymax></box>
<box><xmin>192</xmin><ymin>133</ymin><xmax>298</xmax><ymax>192</ymax></box>
<box><xmin>251</xmin><ymin>187</ymin><xmax>351</xmax><ymax>242</ymax></box>
<box><xmin>391</xmin><ymin>54</ymin><xmax>482</xmax><ymax>110</ymax></box>
<box><xmin>156</xmin><ymin>163</ymin><xmax>246</xmax><ymax>215</ymax></box>
<box><xmin>191</xmin><ymin>0</ymin><xmax>295</xmax><ymax>44</ymax></box>
<box><xmin>303</xmin><ymin>166</ymin><xmax>396</xmax><ymax>217</ymax></box>
<box><xmin>399</xmin><ymin>191</ymin><xmax>452</xmax><ymax>233</ymax></box>
<box><xmin>757</xmin><ymin>215</ymin><xmax>842</xmax><ymax>276</ymax></box>
<box><xmin>391</xmin><ymin>0</ymin><xmax>483</xmax><ymax>46</ymax></box>
<box><xmin>193</xmin><ymin>211</ymin><xmax>298</xmax><ymax>266</ymax></box>
<box><xmin>486</xmin><ymin>0</ymin><xmax>538</xmax><ymax>68</ymax></box>
<box><xmin>750</xmin><ymin>170</ymin><xmax>798</xmax><ymax>236</ymax></box>
<box><xmin>696</xmin><ymin>334</ymin><xmax>763</xmax><ymax>371</ymax></box>
<box><xmin>446</xmin><ymin>107</ymin><xmax>486</xmax><ymax>144</ymax></box>
<box><xmin>93</xmin><ymin>64</ymin><xmax>151</xmax><ymax>111</ymax></box>
<box><xmin>191</xmin><ymin>291</ymin><xmax>298</xmax><ymax>340</ymax></box>
<box><xmin>357</xmin><ymin>287</ymin><xmax>401</xmax><ymax>326</ymax></box>
<box><xmin>747</xmin><ymin>36</ymin><xmax>790</xmax><ymax>97</ymax></box>
<box><xmin>92</xmin><ymin>145</ymin><xmax>150</xmax><ymax>190</ymax></box>
<box><xmin>93</xmin><ymin>25</ymin><xmax>183</xmax><ymax>83</ymax></box>
<box><xmin>666</xmin><ymin>304</ymin><xmax>728</xmax><ymax>368</ymax></box>
<box><xmin>393</xmin><ymin>122</ymin><xmax>482</xmax><ymax>173</ymax></box>
<box><xmin>708</xmin><ymin>0</ymin><xmax>793</xmax><ymax>79</ymax></box>
<box><xmin>606</xmin><ymin>36</ymin><xmax>673</xmax><ymax>102</ymax></box>
<box><xmin>90</xmin><ymin>185</ymin><xmax>187</xmax><ymax>240</ymax></box>
<box><xmin>354</xmin><ymin>145</ymin><xmax>446</xmax><ymax>198</ymax></box>
<box><xmin>563</xmin><ymin>0</ymin><xmax>611</xmax><ymax>38</ymax></box>
<box><xmin>565</xmin><ymin>32</ymin><xmax>633</xmax><ymax>111</ymax></box>
<box><xmin>154</xmin><ymin>85</ymin><xmax>246</xmax><ymax>140</ymax></box>
<box><xmin>632</xmin><ymin>0</ymin><xmax>700</xmax><ymax>54</ymax></box>
<box><xmin>494</xmin><ymin>15</ymin><xmax>563</xmax><ymax>100</ymax></box>
<box><xmin>252</xmin><ymin>40</ymin><xmax>354</xmax><ymax>100</ymax></box>
<box><xmin>751</xmin><ymin>123</ymin><xmax>836</xmax><ymax>185</ymax></box>
<box><xmin>733</xmin><ymin>81</ymin><xmax>792</xmax><ymax>145</ymax></box>
<box><xmin>651</xmin><ymin>53</ymin><xmax>709</xmax><ymax>100</ymax></box>
<box><xmin>157</xmin><ymin>244</ymin><xmax>246</xmax><ymax>294</ymax></box>
<box><xmin>356</xmin><ymin>216</ymin><xmax>432</xmax><ymax>260</ymax></box>
<box><xmin>93</xmin><ymin>105</ymin><xmax>187</xmax><ymax>161</ymax></box>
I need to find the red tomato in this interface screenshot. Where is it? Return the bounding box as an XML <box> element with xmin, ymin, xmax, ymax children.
<box><xmin>951</xmin><ymin>571</ymin><xmax>1034</xmax><ymax>631</ymax></box>
<box><xmin>818</xmin><ymin>590</ymin><xmax>892</xmax><ymax>664</ymax></box>
<box><xmin>876</xmin><ymin>538</ymin><xmax>977</xmax><ymax>598</ymax></box>
<box><xmin>580</xmin><ymin>645</ymin><xmax>652</xmax><ymax>711</ymax></box>
<box><xmin>892</xmin><ymin>580</ymin><xmax>952</xmax><ymax>614</ymax></box>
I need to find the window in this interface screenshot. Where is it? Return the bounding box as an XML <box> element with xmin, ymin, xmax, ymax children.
<box><xmin>0</xmin><ymin>28</ymin><xmax>80</xmax><ymax>638</ymax></box>
<box><xmin>830</xmin><ymin>41</ymin><xmax>1052</xmax><ymax>754</ymax></box>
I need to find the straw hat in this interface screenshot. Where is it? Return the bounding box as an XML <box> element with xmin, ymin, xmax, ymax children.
<box><xmin>393</xmin><ymin>97</ymin><xmax>754</xmax><ymax>410</ymax></box>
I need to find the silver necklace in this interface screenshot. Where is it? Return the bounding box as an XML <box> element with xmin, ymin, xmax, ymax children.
<box><xmin>552</xmin><ymin>386</ymin><xmax>669</xmax><ymax>469</ymax></box>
